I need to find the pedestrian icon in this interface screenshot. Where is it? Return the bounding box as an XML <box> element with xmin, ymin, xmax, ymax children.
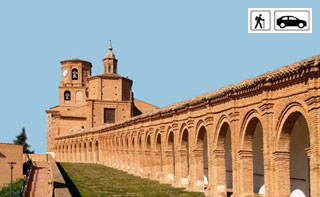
<box><xmin>255</xmin><ymin>14</ymin><xmax>265</xmax><ymax>29</ymax></box>
<box><xmin>250</xmin><ymin>10</ymin><xmax>271</xmax><ymax>31</ymax></box>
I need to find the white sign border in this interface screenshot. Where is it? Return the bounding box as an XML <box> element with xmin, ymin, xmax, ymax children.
<box><xmin>248</xmin><ymin>8</ymin><xmax>312</xmax><ymax>34</ymax></box>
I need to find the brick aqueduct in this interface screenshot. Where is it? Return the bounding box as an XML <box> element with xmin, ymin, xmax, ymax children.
<box><xmin>49</xmin><ymin>46</ymin><xmax>320</xmax><ymax>197</ymax></box>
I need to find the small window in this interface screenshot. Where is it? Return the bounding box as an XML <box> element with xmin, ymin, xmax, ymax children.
<box><xmin>64</xmin><ymin>90</ymin><xmax>71</xmax><ymax>101</ymax></box>
<box><xmin>108</xmin><ymin>64</ymin><xmax>111</xmax><ymax>73</ymax></box>
<box><xmin>72</xmin><ymin>68</ymin><xmax>78</xmax><ymax>80</ymax></box>
<box><xmin>104</xmin><ymin>108</ymin><xmax>115</xmax><ymax>123</ymax></box>
<box><xmin>289</xmin><ymin>16</ymin><xmax>297</xmax><ymax>20</ymax></box>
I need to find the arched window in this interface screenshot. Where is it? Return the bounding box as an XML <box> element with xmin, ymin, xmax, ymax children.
<box><xmin>64</xmin><ymin>91</ymin><xmax>71</xmax><ymax>101</ymax></box>
<box><xmin>72</xmin><ymin>68</ymin><xmax>78</xmax><ymax>80</ymax></box>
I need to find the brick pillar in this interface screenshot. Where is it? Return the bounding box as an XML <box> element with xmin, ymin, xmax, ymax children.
<box><xmin>308</xmin><ymin>108</ymin><xmax>320</xmax><ymax>197</ymax></box>
<box><xmin>164</xmin><ymin>150</ymin><xmax>175</xmax><ymax>184</ymax></box>
<box><xmin>261</xmin><ymin>123</ymin><xmax>273</xmax><ymax>197</ymax></box>
<box><xmin>144</xmin><ymin>150</ymin><xmax>152</xmax><ymax>178</ymax></box>
<box><xmin>137</xmin><ymin>149</ymin><xmax>143</xmax><ymax>176</ymax></box>
<box><xmin>132</xmin><ymin>133</ymin><xmax>138</xmax><ymax>175</ymax></box>
<box><xmin>176</xmin><ymin>149</ymin><xmax>189</xmax><ymax>188</ymax></box>
<box><xmin>152</xmin><ymin>151</ymin><xmax>162</xmax><ymax>180</ymax></box>
<box><xmin>192</xmin><ymin>149</ymin><xmax>204</xmax><ymax>191</ymax></box>
<box><xmin>104</xmin><ymin>137</ymin><xmax>108</xmax><ymax>165</ymax></box>
<box><xmin>209</xmin><ymin>149</ymin><xmax>227</xmax><ymax>196</ymax></box>
<box><xmin>238</xmin><ymin>150</ymin><xmax>254</xmax><ymax>197</ymax></box>
<box><xmin>230</xmin><ymin>112</ymin><xmax>240</xmax><ymax>196</ymax></box>
<box><xmin>273</xmin><ymin>151</ymin><xmax>290</xmax><ymax>197</ymax></box>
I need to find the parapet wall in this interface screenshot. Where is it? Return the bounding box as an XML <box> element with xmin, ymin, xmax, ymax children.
<box><xmin>54</xmin><ymin>54</ymin><xmax>320</xmax><ymax>197</ymax></box>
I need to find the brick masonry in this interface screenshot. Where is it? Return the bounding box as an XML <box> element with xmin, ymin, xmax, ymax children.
<box><xmin>0</xmin><ymin>143</ymin><xmax>23</xmax><ymax>188</ymax></box>
<box><xmin>49</xmin><ymin>47</ymin><xmax>320</xmax><ymax>197</ymax></box>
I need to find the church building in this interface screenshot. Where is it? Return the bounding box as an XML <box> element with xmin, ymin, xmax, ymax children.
<box><xmin>46</xmin><ymin>41</ymin><xmax>159</xmax><ymax>152</ymax></box>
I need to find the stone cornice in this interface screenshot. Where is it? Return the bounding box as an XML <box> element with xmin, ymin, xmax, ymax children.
<box><xmin>55</xmin><ymin>54</ymin><xmax>320</xmax><ymax>140</ymax></box>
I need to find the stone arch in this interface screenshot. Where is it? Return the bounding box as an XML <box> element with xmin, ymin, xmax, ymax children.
<box><xmin>275</xmin><ymin>104</ymin><xmax>311</xmax><ymax>197</ymax></box>
<box><xmin>66</xmin><ymin>143</ymin><xmax>69</xmax><ymax>162</ymax></box>
<box><xmin>145</xmin><ymin>132</ymin><xmax>152</xmax><ymax>150</ymax></box>
<box><xmin>125</xmin><ymin>134</ymin><xmax>129</xmax><ymax>150</ymax></box>
<box><xmin>137</xmin><ymin>132</ymin><xmax>144</xmax><ymax>174</ymax></box>
<box><xmin>73</xmin><ymin>143</ymin><xmax>77</xmax><ymax>162</ymax></box>
<box><xmin>78</xmin><ymin>142</ymin><xmax>82</xmax><ymax>162</ymax></box>
<box><xmin>74</xmin><ymin>142</ymin><xmax>77</xmax><ymax>162</ymax></box>
<box><xmin>83</xmin><ymin>141</ymin><xmax>87</xmax><ymax>162</ymax></box>
<box><xmin>179</xmin><ymin>123</ymin><xmax>188</xmax><ymax>149</ymax></box>
<box><xmin>61</xmin><ymin>144</ymin><xmax>65</xmax><ymax>161</ymax></box>
<box><xmin>239</xmin><ymin>111</ymin><xmax>264</xmax><ymax>195</ymax></box>
<box><xmin>70</xmin><ymin>143</ymin><xmax>73</xmax><ymax>162</ymax></box>
<box><xmin>213</xmin><ymin>117</ymin><xmax>233</xmax><ymax>195</ymax></box>
<box><xmin>145</xmin><ymin>131</ymin><xmax>152</xmax><ymax>175</ymax></box>
<box><xmin>275</xmin><ymin>102</ymin><xmax>308</xmax><ymax>149</ymax></box>
<box><xmin>131</xmin><ymin>133</ymin><xmax>135</xmax><ymax>149</ymax></box>
<box><xmin>89</xmin><ymin>140</ymin><xmax>93</xmax><ymax>163</ymax></box>
<box><xmin>95</xmin><ymin>140</ymin><xmax>99</xmax><ymax>162</ymax></box>
<box><xmin>165</xmin><ymin>128</ymin><xmax>175</xmax><ymax>182</ymax></box>
<box><xmin>155</xmin><ymin>131</ymin><xmax>161</xmax><ymax>151</ymax></box>
<box><xmin>138</xmin><ymin>132</ymin><xmax>143</xmax><ymax>149</ymax></box>
<box><xmin>179</xmin><ymin>124</ymin><xmax>190</xmax><ymax>186</ymax></box>
<box><xmin>154</xmin><ymin>130</ymin><xmax>163</xmax><ymax>179</ymax></box>
<box><xmin>194</xmin><ymin>123</ymin><xmax>209</xmax><ymax>188</ymax></box>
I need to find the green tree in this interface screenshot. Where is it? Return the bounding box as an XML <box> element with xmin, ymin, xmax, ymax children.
<box><xmin>13</xmin><ymin>127</ymin><xmax>34</xmax><ymax>154</ymax></box>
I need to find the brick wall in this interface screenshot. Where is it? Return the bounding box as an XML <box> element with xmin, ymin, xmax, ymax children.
<box><xmin>0</xmin><ymin>143</ymin><xmax>23</xmax><ymax>187</ymax></box>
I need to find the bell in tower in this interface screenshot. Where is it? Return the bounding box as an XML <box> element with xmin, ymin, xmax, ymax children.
<box><xmin>103</xmin><ymin>40</ymin><xmax>118</xmax><ymax>75</ymax></box>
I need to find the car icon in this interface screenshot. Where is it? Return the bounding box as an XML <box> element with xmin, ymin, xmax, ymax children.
<box><xmin>277</xmin><ymin>16</ymin><xmax>307</xmax><ymax>29</ymax></box>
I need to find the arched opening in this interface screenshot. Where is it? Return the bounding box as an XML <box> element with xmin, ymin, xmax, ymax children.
<box><xmin>84</xmin><ymin>142</ymin><xmax>87</xmax><ymax>162</ymax></box>
<box><xmin>95</xmin><ymin>141</ymin><xmax>99</xmax><ymax>163</ymax></box>
<box><xmin>166</xmin><ymin>131</ymin><xmax>175</xmax><ymax>181</ymax></box>
<box><xmin>70</xmin><ymin>144</ymin><xmax>73</xmax><ymax>162</ymax></box>
<box><xmin>65</xmin><ymin>145</ymin><xmax>68</xmax><ymax>162</ymax></box>
<box><xmin>195</xmin><ymin>125</ymin><xmax>209</xmax><ymax>189</ymax></box>
<box><xmin>279</xmin><ymin>112</ymin><xmax>310</xmax><ymax>197</ymax></box>
<box><xmin>214</xmin><ymin>121</ymin><xmax>233</xmax><ymax>196</ymax></box>
<box><xmin>62</xmin><ymin>145</ymin><xmax>65</xmax><ymax>161</ymax></box>
<box><xmin>130</xmin><ymin>135</ymin><xmax>135</xmax><ymax>171</ymax></box>
<box><xmin>89</xmin><ymin>141</ymin><xmax>93</xmax><ymax>162</ymax></box>
<box><xmin>125</xmin><ymin>136</ymin><xmax>129</xmax><ymax>167</ymax></box>
<box><xmin>74</xmin><ymin>144</ymin><xmax>77</xmax><ymax>162</ymax></box>
<box><xmin>146</xmin><ymin>134</ymin><xmax>151</xmax><ymax>149</ymax></box>
<box><xmin>241</xmin><ymin>117</ymin><xmax>264</xmax><ymax>195</ymax></box>
<box><xmin>180</xmin><ymin>129</ymin><xmax>190</xmax><ymax>186</ymax></box>
<box><xmin>145</xmin><ymin>134</ymin><xmax>152</xmax><ymax>176</ymax></box>
<box><xmin>64</xmin><ymin>91</ymin><xmax>71</xmax><ymax>101</ymax></box>
<box><xmin>154</xmin><ymin>132</ymin><xmax>162</xmax><ymax>180</ymax></box>
<box><xmin>78</xmin><ymin>143</ymin><xmax>81</xmax><ymax>162</ymax></box>
<box><xmin>72</xmin><ymin>68</ymin><xmax>78</xmax><ymax>80</ymax></box>
<box><xmin>137</xmin><ymin>134</ymin><xmax>143</xmax><ymax>175</ymax></box>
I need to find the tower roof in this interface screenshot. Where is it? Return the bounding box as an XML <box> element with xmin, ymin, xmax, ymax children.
<box><xmin>106</xmin><ymin>40</ymin><xmax>115</xmax><ymax>59</ymax></box>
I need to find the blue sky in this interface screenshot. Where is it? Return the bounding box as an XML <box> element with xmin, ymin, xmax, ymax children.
<box><xmin>0</xmin><ymin>1</ymin><xmax>318</xmax><ymax>153</ymax></box>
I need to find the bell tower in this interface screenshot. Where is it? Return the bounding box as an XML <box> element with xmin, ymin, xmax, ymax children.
<box><xmin>59</xmin><ymin>59</ymin><xmax>92</xmax><ymax>106</ymax></box>
<box><xmin>103</xmin><ymin>40</ymin><xmax>118</xmax><ymax>74</ymax></box>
